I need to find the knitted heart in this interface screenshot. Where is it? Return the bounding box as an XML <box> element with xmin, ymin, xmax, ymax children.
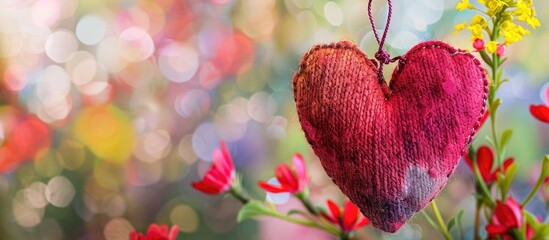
<box><xmin>293</xmin><ymin>41</ymin><xmax>488</xmax><ymax>233</ymax></box>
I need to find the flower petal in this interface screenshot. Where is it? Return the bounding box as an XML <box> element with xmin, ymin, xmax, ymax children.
<box><xmin>258</xmin><ymin>181</ymin><xmax>288</xmax><ymax>193</ymax></box>
<box><xmin>476</xmin><ymin>146</ymin><xmax>494</xmax><ymax>181</ymax></box>
<box><xmin>494</xmin><ymin>199</ymin><xmax>522</xmax><ymax>228</ymax></box>
<box><xmin>326</xmin><ymin>199</ymin><xmax>341</xmax><ymax>222</ymax></box>
<box><xmin>219</xmin><ymin>141</ymin><xmax>234</xmax><ymax>175</ymax></box>
<box><xmin>192</xmin><ymin>181</ymin><xmax>224</xmax><ymax>194</ymax></box>
<box><xmin>275</xmin><ymin>164</ymin><xmax>298</xmax><ymax>192</ymax></box>
<box><xmin>321</xmin><ymin>212</ymin><xmax>338</xmax><ymax>224</ymax></box>
<box><xmin>292</xmin><ymin>153</ymin><xmax>308</xmax><ymax>191</ymax></box>
<box><xmin>530</xmin><ymin>105</ymin><xmax>549</xmax><ymax>123</ymax></box>
<box><xmin>342</xmin><ymin>201</ymin><xmax>359</xmax><ymax>232</ymax></box>
<box><xmin>354</xmin><ymin>216</ymin><xmax>371</xmax><ymax>230</ymax></box>
<box><xmin>486</xmin><ymin>224</ymin><xmax>509</xmax><ymax>235</ymax></box>
<box><xmin>479</xmin><ymin>109</ymin><xmax>489</xmax><ymax>128</ymax></box>
<box><xmin>168</xmin><ymin>225</ymin><xmax>179</xmax><ymax>240</ymax></box>
<box><xmin>502</xmin><ymin>158</ymin><xmax>514</xmax><ymax>171</ymax></box>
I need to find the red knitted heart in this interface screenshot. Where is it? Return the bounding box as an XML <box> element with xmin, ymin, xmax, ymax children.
<box><xmin>293</xmin><ymin>41</ymin><xmax>488</xmax><ymax>233</ymax></box>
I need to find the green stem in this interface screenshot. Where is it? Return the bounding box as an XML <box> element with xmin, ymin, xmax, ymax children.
<box><xmin>473</xmin><ymin>158</ymin><xmax>496</xmax><ymax>207</ymax></box>
<box><xmin>431</xmin><ymin>201</ymin><xmax>452</xmax><ymax>240</ymax></box>
<box><xmin>295</xmin><ymin>191</ymin><xmax>319</xmax><ymax>216</ymax></box>
<box><xmin>421</xmin><ymin>211</ymin><xmax>443</xmax><ymax>234</ymax></box>
<box><xmin>229</xmin><ymin>187</ymin><xmax>250</xmax><ymax>204</ymax></box>
<box><xmin>268</xmin><ymin>210</ymin><xmax>340</xmax><ymax>235</ymax></box>
<box><xmin>510</xmin><ymin>229</ymin><xmax>526</xmax><ymax>240</ymax></box>
<box><xmin>521</xmin><ymin>171</ymin><xmax>546</xmax><ymax>207</ymax></box>
<box><xmin>474</xmin><ymin>201</ymin><xmax>482</xmax><ymax>240</ymax></box>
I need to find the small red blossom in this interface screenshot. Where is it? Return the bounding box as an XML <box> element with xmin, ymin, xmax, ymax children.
<box><xmin>321</xmin><ymin>200</ymin><xmax>370</xmax><ymax>233</ymax></box>
<box><xmin>464</xmin><ymin>145</ymin><xmax>514</xmax><ymax>184</ymax></box>
<box><xmin>496</xmin><ymin>44</ymin><xmax>506</xmax><ymax>56</ymax></box>
<box><xmin>473</xmin><ymin>39</ymin><xmax>485</xmax><ymax>51</ymax></box>
<box><xmin>130</xmin><ymin>224</ymin><xmax>179</xmax><ymax>240</ymax></box>
<box><xmin>0</xmin><ymin>114</ymin><xmax>50</xmax><ymax>173</ymax></box>
<box><xmin>485</xmin><ymin>198</ymin><xmax>523</xmax><ymax>240</ymax></box>
<box><xmin>530</xmin><ymin>105</ymin><xmax>549</xmax><ymax>123</ymax></box>
<box><xmin>192</xmin><ymin>142</ymin><xmax>235</xmax><ymax>195</ymax></box>
<box><xmin>258</xmin><ymin>153</ymin><xmax>309</xmax><ymax>194</ymax></box>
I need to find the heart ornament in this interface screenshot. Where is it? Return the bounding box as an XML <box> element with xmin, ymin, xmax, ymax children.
<box><xmin>293</xmin><ymin>40</ymin><xmax>488</xmax><ymax>232</ymax></box>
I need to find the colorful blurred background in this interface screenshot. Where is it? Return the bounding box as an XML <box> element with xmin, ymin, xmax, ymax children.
<box><xmin>0</xmin><ymin>0</ymin><xmax>548</xmax><ymax>239</ymax></box>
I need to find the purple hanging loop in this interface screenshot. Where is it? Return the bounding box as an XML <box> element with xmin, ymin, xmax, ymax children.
<box><xmin>367</xmin><ymin>0</ymin><xmax>402</xmax><ymax>86</ymax></box>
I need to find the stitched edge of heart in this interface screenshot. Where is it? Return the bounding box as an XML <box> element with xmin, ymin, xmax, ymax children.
<box><xmin>292</xmin><ymin>40</ymin><xmax>489</xmax><ymax>229</ymax></box>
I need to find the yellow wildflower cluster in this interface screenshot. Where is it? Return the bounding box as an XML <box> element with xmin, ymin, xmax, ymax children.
<box><xmin>454</xmin><ymin>0</ymin><xmax>540</xmax><ymax>50</ymax></box>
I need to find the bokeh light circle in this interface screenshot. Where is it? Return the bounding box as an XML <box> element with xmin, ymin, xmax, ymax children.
<box><xmin>118</xmin><ymin>27</ymin><xmax>155</xmax><ymax>62</ymax></box>
<box><xmin>45</xmin><ymin>30</ymin><xmax>78</xmax><ymax>63</ymax></box>
<box><xmin>45</xmin><ymin>176</ymin><xmax>75</xmax><ymax>207</ymax></box>
<box><xmin>159</xmin><ymin>43</ymin><xmax>199</xmax><ymax>83</ymax></box>
<box><xmin>76</xmin><ymin>15</ymin><xmax>107</xmax><ymax>45</ymax></box>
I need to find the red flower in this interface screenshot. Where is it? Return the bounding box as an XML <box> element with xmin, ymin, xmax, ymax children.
<box><xmin>321</xmin><ymin>200</ymin><xmax>370</xmax><ymax>233</ymax></box>
<box><xmin>530</xmin><ymin>105</ymin><xmax>549</xmax><ymax>123</ymax></box>
<box><xmin>192</xmin><ymin>142</ymin><xmax>235</xmax><ymax>195</ymax></box>
<box><xmin>0</xmin><ymin>114</ymin><xmax>50</xmax><ymax>173</ymax></box>
<box><xmin>530</xmin><ymin>86</ymin><xmax>549</xmax><ymax>123</ymax></box>
<box><xmin>130</xmin><ymin>224</ymin><xmax>179</xmax><ymax>240</ymax></box>
<box><xmin>473</xmin><ymin>39</ymin><xmax>485</xmax><ymax>51</ymax></box>
<box><xmin>496</xmin><ymin>44</ymin><xmax>506</xmax><ymax>56</ymax></box>
<box><xmin>258</xmin><ymin>153</ymin><xmax>308</xmax><ymax>194</ymax></box>
<box><xmin>464</xmin><ymin>146</ymin><xmax>513</xmax><ymax>184</ymax></box>
<box><xmin>479</xmin><ymin>110</ymin><xmax>489</xmax><ymax>128</ymax></box>
<box><xmin>485</xmin><ymin>198</ymin><xmax>523</xmax><ymax>239</ymax></box>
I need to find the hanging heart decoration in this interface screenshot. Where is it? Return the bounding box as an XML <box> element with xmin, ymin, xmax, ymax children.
<box><xmin>293</xmin><ymin>0</ymin><xmax>488</xmax><ymax>233</ymax></box>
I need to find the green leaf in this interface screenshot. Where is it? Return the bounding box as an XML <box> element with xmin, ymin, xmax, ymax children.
<box><xmin>534</xmin><ymin>225</ymin><xmax>549</xmax><ymax>239</ymax></box>
<box><xmin>499</xmin><ymin>129</ymin><xmax>513</xmax><ymax>150</ymax></box>
<box><xmin>501</xmin><ymin>162</ymin><xmax>517</xmax><ymax>197</ymax></box>
<box><xmin>490</xmin><ymin>98</ymin><xmax>502</xmax><ymax>114</ymax></box>
<box><xmin>287</xmin><ymin>209</ymin><xmax>307</xmax><ymax>217</ymax></box>
<box><xmin>496</xmin><ymin>69</ymin><xmax>503</xmax><ymax>83</ymax></box>
<box><xmin>484</xmin><ymin>136</ymin><xmax>496</xmax><ymax>148</ymax></box>
<box><xmin>542</xmin><ymin>155</ymin><xmax>549</xmax><ymax>177</ymax></box>
<box><xmin>524</xmin><ymin>212</ymin><xmax>539</xmax><ymax>228</ymax></box>
<box><xmin>447</xmin><ymin>218</ymin><xmax>456</xmax><ymax>232</ymax></box>
<box><xmin>479</xmin><ymin>50</ymin><xmax>493</xmax><ymax>66</ymax></box>
<box><xmin>237</xmin><ymin>201</ymin><xmax>272</xmax><ymax>222</ymax></box>
<box><xmin>456</xmin><ymin>210</ymin><xmax>464</xmax><ymax>240</ymax></box>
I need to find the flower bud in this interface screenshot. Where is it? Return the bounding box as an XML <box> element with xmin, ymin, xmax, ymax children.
<box><xmin>473</xmin><ymin>39</ymin><xmax>485</xmax><ymax>51</ymax></box>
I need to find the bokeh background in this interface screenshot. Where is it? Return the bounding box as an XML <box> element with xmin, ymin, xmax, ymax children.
<box><xmin>0</xmin><ymin>0</ymin><xmax>548</xmax><ymax>239</ymax></box>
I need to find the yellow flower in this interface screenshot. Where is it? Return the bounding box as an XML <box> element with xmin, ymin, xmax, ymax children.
<box><xmin>500</xmin><ymin>21</ymin><xmax>531</xmax><ymax>44</ymax></box>
<box><xmin>485</xmin><ymin>41</ymin><xmax>498</xmax><ymax>53</ymax></box>
<box><xmin>466</xmin><ymin>15</ymin><xmax>487</xmax><ymax>40</ymax></box>
<box><xmin>484</xmin><ymin>0</ymin><xmax>507</xmax><ymax>16</ymax></box>
<box><xmin>456</xmin><ymin>0</ymin><xmax>474</xmax><ymax>11</ymax></box>
<box><xmin>470</xmin><ymin>15</ymin><xmax>487</xmax><ymax>26</ymax></box>
<box><xmin>454</xmin><ymin>22</ymin><xmax>467</xmax><ymax>35</ymax></box>
<box><xmin>514</xmin><ymin>2</ymin><xmax>541</xmax><ymax>29</ymax></box>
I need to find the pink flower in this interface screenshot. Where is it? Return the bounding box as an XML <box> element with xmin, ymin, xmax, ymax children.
<box><xmin>496</xmin><ymin>44</ymin><xmax>506</xmax><ymax>56</ymax></box>
<box><xmin>473</xmin><ymin>39</ymin><xmax>485</xmax><ymax>51</ymax></box>
<box><xmin>464</xmin><ymin>146</ymin><xmax>514</xmax><ymax>184</ymax></box>
<box><xmin>258</xmin><ymin>153</ymin><xmax>308</xmax><ymax>194</ymax></box>
<box><xmin>192</xmin><ymin>142</ymin><xmax>235</xmax><ymax>195</ymax></box>
<box><xmin>129</xmin><ymin>224</ymin><xmax>179</xmax><ymax>240</ymax></box>
<box><xmin>321</xmin><ymin>200</ymin><xmax>370</xmax><ymax>233</ymax></box>
<box><xmin>485</xmin><ymin>198</ymin><xmax>523</xmax><ymax>239</ymax></box>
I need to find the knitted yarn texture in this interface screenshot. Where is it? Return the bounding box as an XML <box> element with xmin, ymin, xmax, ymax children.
<box><xmin>293</xmin><ymin>41</ymin><xmax>488</xmax><ymax>233</ymax></box>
